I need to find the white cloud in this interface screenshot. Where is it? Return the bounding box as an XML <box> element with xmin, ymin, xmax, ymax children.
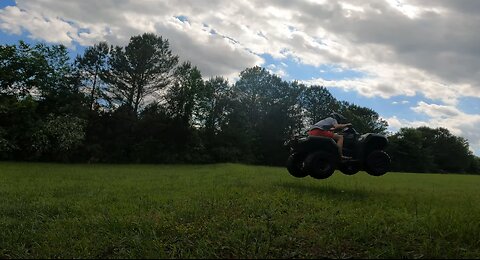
<box><xmin>411</xmin><ymin>101</ymin><xmax>462</xmax><ymax>119</ymax></box>
<box><xmin>384</xmin><ymin>115</ymin><xmax>427</xmax><ymax>133</ymax></box>
<box><xmin>1</xmin><ymin>0</ymin><xmax>480</xmax><ymax>104</ymax></box>
<box><xmin>385</xmin><ymin>115</ymin><xmax>403</xmax><ymax>130</ymax></box>
<box><xmin>0</xmin><ymin>6</ymin><xmax>77</xmax><ymax>46</ymax></box>
<box><xmin>385</xmin><ymin>102</ymin><xmax>480</xmax><ymax>155</ymax></box>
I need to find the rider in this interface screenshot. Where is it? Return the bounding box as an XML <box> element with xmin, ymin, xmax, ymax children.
<box><xmin>307</xmin><ymin>112</ymin><xmax>352</xmax><ymax>160</ymax></box>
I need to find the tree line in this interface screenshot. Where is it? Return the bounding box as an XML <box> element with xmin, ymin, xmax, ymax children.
<box><xmin>0</xmin><ymin>33</ymin><xmax>478</xmax><ymax>174</ymax></box>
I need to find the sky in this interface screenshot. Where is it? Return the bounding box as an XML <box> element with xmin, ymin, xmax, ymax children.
<box><xmin>1</xmin><ymin>0</ymin><xmax>479</xmax><ymax>155</ymax></box>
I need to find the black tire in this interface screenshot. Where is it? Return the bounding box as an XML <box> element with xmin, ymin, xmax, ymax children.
<box><xmin>286</xmin><ymin>153</ymin><xmax>308</xmax><ymax>178</ymax></box>
<box><xmin>339</xmin><ymin>161</ymin><xmax>360</xmax><ymax>175</ymax></box>
<box><xmin>365</xmin><ymin>150</ymin><xmax>391</xmax><ymax>176</ymax></box>
<box><xmin>304</xmin><ymin>151</ymin><xmax>337</xmax><ymax>179</ymax></box>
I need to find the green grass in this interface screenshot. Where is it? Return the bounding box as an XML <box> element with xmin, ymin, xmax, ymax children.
<box><xmin>0</xmin><ymin>162</ymin><xmax>479</xmax><ymax>259</ymax></box>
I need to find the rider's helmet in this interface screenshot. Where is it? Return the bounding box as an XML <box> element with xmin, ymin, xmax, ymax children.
<box><xmin>331</xmin><ymin>112</ymin><xmax>347</xmax><ymax>124</ymax></box>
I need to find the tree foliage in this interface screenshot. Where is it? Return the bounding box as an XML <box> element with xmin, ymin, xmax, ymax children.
<box><xmin>76</xmin><ymin>42</ymin><xmax>110</xmax><ymax>111</ymax></box>
<box><xmin>102</xmin><ymin>33</ymin><xmax>178</xmax><ymax>114</ymax></box>
<box><xmin>387</xmin><ymin>127</ymin><xmax>475</xmax><ymax>173</ymax></box>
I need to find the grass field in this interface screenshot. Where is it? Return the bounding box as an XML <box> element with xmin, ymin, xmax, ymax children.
<box><xmin>0</xmin><ymin>162</ymin><xmax>479</xmax><ymax>259</ymax></box>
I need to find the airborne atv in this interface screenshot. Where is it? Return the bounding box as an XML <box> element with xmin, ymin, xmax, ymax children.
<box><xmin>285</xmin><ymin>126</ymin><xmax>391</xmax><ymax>179</ymax></box>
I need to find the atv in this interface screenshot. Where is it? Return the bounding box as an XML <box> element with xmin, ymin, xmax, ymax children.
<box><xmin>285</xmin><ymin>126</ymin><xmax>391</xmax><ymax>179</ymax></box>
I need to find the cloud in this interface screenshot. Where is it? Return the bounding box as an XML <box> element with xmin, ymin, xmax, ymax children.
<box><xmin>1</xmin><ymin>0</ymin><xmax>480</xmax><ymax>104</ymax></box>
<box><xmin>266</xmin><ymin>64</ymin><xmax>288</xmax><ymax>78</ymax></box>
<box><xmin>0</xmin><ymin>6</ymin><xmax>77</xmax><ymax>46</ymax></box>
<box><xmin>385</xmin><ymin>102</ymin><xmax>480</xmax><ymax>154</ymax></box>
<box><xmin>0</xmin><ymin>1</ymin><xmax>263</xmax><ymax>79</ymax></box>
<box><xmin>411</xmin><ymin>101</ymin><xmax>462</xmax><ymax>118</ymax></box>
<box><xmin>152</xmin><ymin>18</ymin><xmax>264</xmax><ymax>80</ymax></box>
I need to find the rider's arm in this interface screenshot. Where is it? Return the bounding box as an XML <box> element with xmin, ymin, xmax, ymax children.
<box><xmin>331</xmin><ymin>123</ymin><xmax>352</xmax><ymax>130</ymax></box>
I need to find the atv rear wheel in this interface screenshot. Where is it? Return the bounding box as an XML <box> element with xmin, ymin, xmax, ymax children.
<box><xmin>365</xmin><ymin>150</ymin><xmax>391</xmax><ymax>176</ymax></box>
<box><xmin>304</xmin><ymin>151</ymin><xmax>337</xmax><ymax>179</ymax></box>
<box><xmin>286</xmin><ymin>153</ymin><xmax>308</xmax><ymax>178</ymax></box>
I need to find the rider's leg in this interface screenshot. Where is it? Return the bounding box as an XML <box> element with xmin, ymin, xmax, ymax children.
<box><xmin>333</xmin><ymin>133</ymin><xmax>350</xmax><ymax>159</ymax></box>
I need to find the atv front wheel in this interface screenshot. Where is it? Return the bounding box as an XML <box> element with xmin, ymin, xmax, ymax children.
<box><xmin>304</xmin><ymin>151</ymin><xmax>337</xmax><ymax>179</ymax></box>
<box><xmin>365</xmin><ymin>150</ymin><xmax>391</xmax><ymax>176</ymax></box>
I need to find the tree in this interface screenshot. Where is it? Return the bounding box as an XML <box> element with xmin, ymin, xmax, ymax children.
<box><xmin>0</xmin><ymin>41</ymin><xmax>50</xmax><ymax>97</ymax></box>
<box><xmin>416</xmin><ymin>127</ymin><xmax>472</xmax><ymax>173</ymax></box>
<box><xmin>76</xmin><ymin>42</ymin><xmax>110</xmax><ymax>111</ymax></box>
<box><xmin>231</xmin><ymin>66</ymin><xmax>277</xmax><ymax>163</ymax></box>
<box><xmin>0</xmin><ymin>44</ymin><xmax>21</xmax><ymax>95</ymax></box>
<box><xmin>467</xmin><ymin>155</ymin><xmax>480</xmax><ymax>174</ymax></box>
<box><xmin>86</xmin><ymin>105</ymin><xmax>138</xmax><ymax>163</ymax></box>
<box><xmin>0</xmin><ymin>95</ymin><xmax>38</xmax><ymax>160</ymax></box>
<box><xmin>166</xmin><ymin>62</ymin><xmax>205</xmax><ymax>126</ymax></box>
<box><xmin>387</xmin><ymin>126</ymin><xmax>474</xmax><ymax>173</ymax></box>
<box><xmin>132</xmin><ymin>103</ymin><xmax>175</xmax><ymax>163</ymax></box>
<box><xmin>35</xmin><ymin>44</ymin><xmax>87</xmax><ymax>117</ymax></box>
<box><xmin>338</xmin><ymin>101</ymin><xmax>388</xmax><ymax>134</ymax></box>
<box><xmin>283</xmin><ymin>81</ymin><xmax>306</xmax><ymax>139</ymax></box>
<box><xmin>163</xmin><ymin>62</ymin><xmax>206</xmax><ymax>161</ymax></box>
<box><xmin>199</xmin><ymin>77</ymin><xmax>231</xmax><ymax>136</ymax></box>
<box><xmin>231</xmin><ymin>66</ymin><xmax>304</xmax><ymax>165</ymax></box>
<box><xmin>103</xmin><ymin>33</ymin><xmax>178</xmax><ymax>114</ymax></box>
<box><xmin>300</xmin><ymin>85</ymin><xmax>340</xmax><ymax>125</ymax></box>
<box><xmin>194</xmin><ymin>77</ymin><xmax>235</xmax><ymax>161</ymax></box>
<box><xmin>31</xmin><ymin>114</ymin><xmax>87</xmax><ymax>161</ymax></box>
<box><xmin>0</xmin><ymin>41</ymin><xmax>88</xmax><ymax>161</ymax></box>
<box><xmin>387</xmin><ymin>128</ymin><xmax>436</xmax><ymax>172</ymax></box>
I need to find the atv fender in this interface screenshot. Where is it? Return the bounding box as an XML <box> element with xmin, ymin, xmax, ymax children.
<box><xmin>294</xmin><ymin>136</ymin><xmax>340</xmax><ymax>158</ymax></box>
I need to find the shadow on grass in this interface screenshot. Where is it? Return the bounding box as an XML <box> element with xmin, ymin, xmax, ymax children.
<box><xmin>277</xmin><ymin>181</ymin><xmax>373</xmax><ymax>201</ymax></box>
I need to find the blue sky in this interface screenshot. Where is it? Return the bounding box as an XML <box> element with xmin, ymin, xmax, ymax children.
<box><xmin>1</xmin><ymin>0</ymin><xmax>479</xmax><ymax>155</ymax></box>
<box><xmin>0</xmin><ymin>0</ymin><xmax>14</xmax><ymax>8</ymax></box>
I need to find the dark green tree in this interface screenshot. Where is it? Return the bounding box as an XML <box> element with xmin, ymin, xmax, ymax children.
<box><xmin>416</xmin><ymin>127</ymin><xmax>472</xmax><ymax>173</ymax></box>
<box><xmin>0</xmin><ymin>42</ymin><xmax>88</xmax><ymax>161</ymax></box>
<box><xmin>31</xmin><ymin>114</ymin><xmax>87</xmax><ymax>161</ymax></box>
<box><xmin>0</xmin><ymin>41</ymin><xmax>51</xmax><ymax>97</ymax></box>
<box><xmin>231</xmin><ymin>66</ymin><xmax>275</xmax><ymax>163</ymax></box>
<box><xmin>387</xmin><ymin>126</ymin><xmax>474</xmax><ymax>173</ymax></box>
<box><xmin>338</xmin><ymin>101</ymin><xmax>388</xmax><ymax>134</ymax></box>
<box><xmin>0</xmin><ymin>44</ymin><xmax>21</xmax><ymax>95</ymax></box>
<box><xmin>23</xmin><ymin>43</ymin><xmax>88</xmax><ymax>117</ymax></box>
<box><xmin>467</xmin><ymin>155</ymin><xmax>480</xmax><ymax>174</ymax></box>
<box><xmin>199</xmin><ymin>77</ymin><xmax>231</xmax><ymax>136</ymax></box>
<box><xmin>231</xmin><ymin>66</ymin><xmax>304</xmax><ymax>165</ymax></box>
<box><xmin>133</xmin><ymin>103</ymin><xmax>176</xmax><ymax>163</ymax></box>
<box><xmin>0</xmin><ymin>95</ymin><xmax>38</xmax><ymax>160</ymax></box>
<box><xmin>387</xmin><ymin>127</ymin><xmax>436</xmax><ymax>172</ymax></box>
<box><xmin>164</xmin><ymin>62</ymin><xmax>207</xmax><ymax>162</ymax></box>
<box><xmin>196</xmin><ymin>77</ymin><xmax>234</xmax><ymax>161</ymax></box>
<box><xmin>300</xmin><ymin>85</ymin><xmax>340</xmax><ymax>125</ymax></box>
<box><xmin>166</xmin><ymin>62</ymin><xmax>205</xmax><ymax>126</ymax></box>
<box><xmin>103</xmin><ymin>33</ymin><xmax>178</xmax><ymax>114</ymax></box>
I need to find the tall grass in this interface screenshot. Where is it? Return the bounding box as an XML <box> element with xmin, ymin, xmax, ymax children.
<box><xmin>0</xmin><ymin>162</ymin><xmax>479</xmax><ymax>258</ymax></box>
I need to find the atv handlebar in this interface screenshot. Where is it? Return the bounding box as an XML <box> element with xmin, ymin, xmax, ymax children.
<box><xmin>342</xmin><ymin>126</ymin><xmax>359</xmax><ymax>135</ymax></box>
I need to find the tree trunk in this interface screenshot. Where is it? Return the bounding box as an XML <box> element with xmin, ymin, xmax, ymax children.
<box><xmin>90</xmin><ymin>66</ymin><xmax>98</xmax><ymax>111</ymax></box>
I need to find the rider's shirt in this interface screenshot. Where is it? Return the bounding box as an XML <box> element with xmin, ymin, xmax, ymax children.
<box><xmin>309</xmin><ymin>117</ymin><xmax>338</xmax><ymax>131</ymax></box>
